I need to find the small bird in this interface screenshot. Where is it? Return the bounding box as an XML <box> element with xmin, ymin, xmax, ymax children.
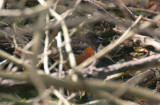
<box><xmin>51</xmin><ymin>32</ymin><xmax>114</xmax><ymax>68</ymax></box>
<box><xmin>71</xmin><ymin>32</ymin><xmax>103</xmax><ymax>65</ymax></box>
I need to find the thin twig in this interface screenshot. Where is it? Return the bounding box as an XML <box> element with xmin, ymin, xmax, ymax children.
<box><xmin>56</xmin><ymin>32</ymin><xmax>63</xmax><ymax>78</ymax></box>
<box><xmin>44</xmin><ymin>14</ymin><xmax>50</xmax><ymax>75</ymax></box>
<box><xmin>129</xmin><ymin>7</ymin><xmax>160</xmax><ymax>15</ymax></box>
<box><xmin>53</xmin><ymin>89</ymin><xmax>70</xmax><ymax>105</ymax></box>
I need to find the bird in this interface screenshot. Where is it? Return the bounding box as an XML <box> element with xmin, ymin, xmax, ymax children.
<box><xmin>71</xmin><ymin>32</ymin><xmax>103</xmax><ymax>65</ymax></box>
<box><xmin>51</xmin><ymin>31</ymin><xmax>114</xmax><ymax>68</ymax></box>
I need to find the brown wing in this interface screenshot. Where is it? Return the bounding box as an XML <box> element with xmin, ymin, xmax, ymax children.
<box><xmin>75</xmin><ymin>46</ymin><xmax>95</xmax><ymax>65</ymax></box>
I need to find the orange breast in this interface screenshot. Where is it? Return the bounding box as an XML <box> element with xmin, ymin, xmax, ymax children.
<box><xmin>76</xmin><ymin>46</ymin><xmax>95</xmax><ymax>65</ymax></box>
